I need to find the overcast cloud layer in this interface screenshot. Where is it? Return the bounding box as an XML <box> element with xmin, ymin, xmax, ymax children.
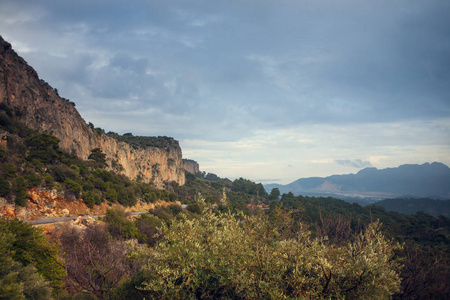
<box><xmin>1</xmin><ymin>0</ymin><xmax>449</xmax><ymax>183</ymax></box>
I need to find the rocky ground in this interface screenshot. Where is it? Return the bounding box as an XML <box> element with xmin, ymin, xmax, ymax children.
<box><xmin>0</xmin><ymin>187</ymin><xmax>179</xmax><ymax>221</ymax></box>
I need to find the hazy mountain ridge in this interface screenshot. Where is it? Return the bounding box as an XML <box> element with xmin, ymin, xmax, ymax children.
<box><xmin>265</xmin><ymin>162</ymin><xmax>450</xmax><ymax>200</ymax></box>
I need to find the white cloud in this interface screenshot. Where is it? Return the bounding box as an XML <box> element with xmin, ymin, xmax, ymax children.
<box><xmin>182</xmin><ymin>119</ymin><xmax>450</xmax><ymax>183</ymax></box>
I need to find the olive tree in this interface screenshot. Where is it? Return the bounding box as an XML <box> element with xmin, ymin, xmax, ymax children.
<box><xmin>139</xmin><ymin>198</ymin><xmax>401</xmax><ymax>299</ymax></box>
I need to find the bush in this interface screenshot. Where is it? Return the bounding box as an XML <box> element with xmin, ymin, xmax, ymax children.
<box><xmin>64</xmin><ymin>179</ymin><xmax>82</xmax><ymax>197</ymax></box>
<box><xmin>3</xmin><ymin>163</ymin><xmax>17</xmax><ymax>178</ymax></box>
<box><xmin>139</xmin><ymin>200</ymin><xmax>402</xmax><ymax>299</ymax></box>
<box><xmin>105</xmin><ymin>208</ymin><xmax>140</xmax><ymax>239</ymax></box>
<box><xmin>83</xmin><ymin>190</ymin><xmax>102</xmax><ymax>207</ymax></box>
<box><xmin>168</xmin><ymin>192</ymin><xmax>178</xmax><ymax>202</ymax></box>
<box><xmin>0</xmin><ymin>177</ymin><xmax>10</xmax><ymax>197</ymax></box>
<box><xmin>15</xmin><ymin>189</ymin><xmax>28</xmax><ymax>206</ymax></box>
<box><xmin>135</xmin><ymin>214</ymin><xmax>163</xmax><ymax>246</ymax></box>
<box><xmin>168</xmin><ymin>204</ymin><xmax>182</xmax><ymax>215</ymax></box>
<box><xmin>187</xmin><ymin>202</ymin><xmax>202</xmax><ymax>215</ymax></box>
<box><xmin>144</xmin><ymin>192</ymin><xmax>157</xmax><ymax>203</ymax></box>
<box><xmin>59</xmin><ymin>224</ymin><xmax>136</xmax><ymax>299</ymax></box>
<box><xmin>0</xmin><ymin>219</ymin><xmax>66</xmax><ymax>293</ymax></box>
<box><xmin>88</xmin><ymin>148</ymin><xmax>107</xmax><ymax>167</ymax></box>
<box><xmin>12</xmin><ymin>175</ymin><xmax>27</xmax><ymax>192</ymax></box>
<box><xmin>43</xmin><ymin>175</ymin><xmax>55</xmax><ymax>188</ymax></box>
<box><xmin>50</xmin><ymin>164</ymin><xmax>78</xmax><ymax>182</ymax></box>
<box><xmin>26</xmin><ymin>171</ymin><xmax>41</xmax><ymax>187</ymax></box>
<box><xmin>25</xmin><ymin>132</ymin><xmax>61</xmax><ymax>163</ymax></box>
<box><xmin>106</xmin><ymin>188</ymin><xmax>118</xmax><ymax>202</ymax></box>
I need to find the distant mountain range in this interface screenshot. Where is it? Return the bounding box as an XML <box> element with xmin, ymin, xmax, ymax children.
<box><xmin>265</xmin><ymin>162</ymin><xmax>450</xmax><ymax>201</ymax></box>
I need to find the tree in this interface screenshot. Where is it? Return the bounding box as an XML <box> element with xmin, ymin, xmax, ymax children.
<box><xmin>0</xmin><ymin>176</ymin><xmax>10</xmax><ymax>196</ymax></box>
<box><xmin>105</xmin><ymin>207</ymin><xmax>140</xmax><ymax>239</ymax></box>
<box><xmin>269</xmin><ymin>187</ymin><xmax>280</xmax><ymax>201</ymax></box>
<box><xmin>88</xmin><ymin>148</ymin><xmax>107</xmax><ymax>167</ymax></box>
<box><xmin>59</xmin><ymin>224</ymin><xmax>139</xmax><ymax>299</ymax></box>
<box><xmin>25</xmin><ymin>132</ymin><xmax>61</xmax><ymax>163</ymax></box>
<box><xmin>0</xmin><ymin>219</ymin><xmax>65</xmax><ymax>298</ymax></box>
<box><xmin>138</xmin><ymin>199</ymin><xmax>401</xmax><ymax>299</ymax></box>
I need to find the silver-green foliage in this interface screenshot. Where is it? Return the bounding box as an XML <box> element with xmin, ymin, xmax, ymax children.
<box><xmin>141</xmin><ymin>198</ymin><xmax>401</xmax><ymax>299</ymax></box>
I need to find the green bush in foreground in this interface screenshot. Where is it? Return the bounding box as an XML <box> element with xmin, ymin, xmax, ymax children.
<box><xmin>0</xmin><ymin>219</ymin><xmax>66</xmax><ymax>299</ymax></box>
<box><xmin>138</xmin><ymin>199</ymin><xmax>401</xmax><ymax>299</ymax></box>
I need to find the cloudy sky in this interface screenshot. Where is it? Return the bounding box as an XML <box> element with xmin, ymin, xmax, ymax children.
<box><xmin>1</xmin><ymin>0</ymin><xmax>449</xmax><ymax>183</ymax></box>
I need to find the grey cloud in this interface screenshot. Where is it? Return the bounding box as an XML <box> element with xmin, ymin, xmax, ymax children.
<box><xmin>1</xmin><ymin>0</ymin><xmax>449</xmax><ymax>143</ymax></box>
<box><xmin>336</xmin><ymin>159</ymin><xmax>373</xmax><ymax>169</ymax></box>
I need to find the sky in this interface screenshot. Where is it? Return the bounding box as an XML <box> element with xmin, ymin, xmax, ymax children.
<box><xmin>1</xmin><ymin>0</ymin><xmax>449</xmax><ymax>184</ymax></box>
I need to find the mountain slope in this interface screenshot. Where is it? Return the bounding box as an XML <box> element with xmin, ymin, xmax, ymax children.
<box><xmin>265</xmin><ymin>162</ymin><xmax>450</xmax><ymax>200</ymax></box>
<box><xmin>0</xmin><ymin>36</ymin><xmax>184</xmax><ymax>187</ymax></box>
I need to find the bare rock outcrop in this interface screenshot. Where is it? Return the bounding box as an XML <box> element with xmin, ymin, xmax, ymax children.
<box><xmin>183</xmin><ymin>159</ymin><xmax>200</xmax><ymax>174</ymax></box>
<box><xmin>0</xmin><ymin>36</ymin><xmax>184</xmax><ymax>187</ymax></box>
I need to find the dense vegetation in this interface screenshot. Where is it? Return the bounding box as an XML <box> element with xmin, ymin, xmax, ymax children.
<box><xmin>274</xmin><ymin>194</ymin><xmax>450</xmax><ymax>299</ymax></box>
<box><xmin>106</xmin><ymin>131</ymin><xmax>179</xmax><ymax>151</ymax></box>
<box><xmin>135</xmin><ymin>201</ymin><xmax>401</xmax><ymax>299</ymax></box>
<box><xmin>374</xmin><ymin>197</ymin><xmax>450</xmax><ymax>217</ymax></box>
<box><xmin>171</xmin><ymin>172</ymin><xmax>268</xmax><ymax>214</ymax></box>
<box><xmin>0</xmin><ymin>219</ymin><xmax>65</xmax><ymax>299</ymax></box>
<box><xmin>0</xmin><ymin>108</ymin><xmax>177</xmax><ymax>209</ymax></box>
<box><xmin>1</xmin><ymin>103</ymin><xmax>449</xmax><ymax>299</ymax></box>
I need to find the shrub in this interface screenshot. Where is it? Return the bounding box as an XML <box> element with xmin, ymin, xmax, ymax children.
<box><xmin>135</xmin><ymin>214</ymin><xmax>163</xmax><ymax>246</ymax></box>
<box><xmin>168</xmin><ymin>204</ymin><xmax>182</xmax><ymax>215</ymax></box>
<box><xmin>26</xmin><ymin>171</ymin><xmax>41</xmax><ymax>187</ymax></box>
<box><xmin>59</xmin><ymin>224</ymin><xmax>135</xmax><ymax>299</ymax></box>
<box><xmin>3</xmin><ymin>163</ymin><xmax>17</xmax><ymax>178</ymax></box>
<box><xmin>105</xmin><ymin>208</ymin><xmax>140</xmax><ymax>239</ymax></box>
<box><xmin>0</xmin><ymin>177</ymin><xmax>10</xmax><ymax>197</ymax></box>
<box><xmin>88</xmin><ymin>148</ymin><xmax>107</xmax><ymax>167</ymax></box>
<box><xmin>64</xmin><ymin>179</ymin><xmax>82</xmax><ymax>197</ymax></box>
<box><xmin>25</xmin><ymin>132</ymin><xmax>61</xmax><ymax>163</ymax></box>
<box><xmin>144</xmin><ymin>192</ymin><xmax>157</xmax><ymax>203</ymax></box>
<box><xmin>0</xmin><ymin>219</ymin><xmax>66</xmax><ymax>293</ymax></box>
<box><xmin>139</xmin><ymin>200</ymin><xmax>402</xmax><ymax>299</ymax></box>
<box><xmin>186</xmin><ymin>202</ymin><xmax>202</xmax><ymax>215</ymax></box>
<box><xmin>15</xmin><ymin>190</ymin><xmax>28</xmax><ymax>206</ymax></box>
<box><xmin>106</xmin><ymin>188</ymin><xmax>118</xmax><ymax>202</ymax></box>
<box><xmin>50</xmin><ymin>164</ymin><xmax>78</xmax><ymax>182</ymax></box>
<box><xmin>12</xmin><ymin>176</ymin><xmax>27</xmax><ymax>192</ymax></box>
<box><xmin>168</xmin><ymin>192</ymin><xmax>178</xmax><ymax>202</ymax></box>
<box><xmin>83</xmin><ymin>190</ymin><xmax>102</xmax><ymax>207</ymax></box>
<box><xmin>43</xmin><ymin>175</ymin><xmax>55</xmax><ymax>188</ymax></box>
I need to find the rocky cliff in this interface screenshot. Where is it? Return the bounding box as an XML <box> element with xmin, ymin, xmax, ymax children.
<box><xmin>0</xmin><ymin>36</ymin><xmax>185</xmax><ymax>187</ymax></box>
<box><xmin>183</xmin><ymin>159</ymin><xmax>200</xmax><ymax>174</ymax></box>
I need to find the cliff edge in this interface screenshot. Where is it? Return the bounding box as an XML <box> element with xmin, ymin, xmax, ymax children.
<box><xmin>0</xmin><ymin>36</ymin><xmax>185</xmax><ymax>187</ymax></box>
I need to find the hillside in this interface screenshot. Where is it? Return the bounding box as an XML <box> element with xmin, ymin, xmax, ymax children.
<box><xmin>265</xmin><ymin>162</ymin><xmax>450</xmax><ymax>200</ymax></box>
<box><xmin>374</xmin><ymin>197</ymin><xmax>450</xmax><ymax>217</ymax></box>
<box><xmin>0</xmin><ymin>36</ymin><xmax>184</xmax><ymax>188</ymax></box>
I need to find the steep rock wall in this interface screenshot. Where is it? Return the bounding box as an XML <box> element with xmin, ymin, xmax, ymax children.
<box><xmin>0</xmin><ymin>36</ymin><xmax>185</xmax><ymax>187</ymax></box>
<box><xmin>183</xmin><ymin>159</ymin><xmax>200</xmax><ymax>174</ymax></box>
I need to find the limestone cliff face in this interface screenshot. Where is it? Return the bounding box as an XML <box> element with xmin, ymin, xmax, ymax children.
<box><xmin>0</xmin><ymin>36</ymin><xmax>185</xmax><ymax>187</ymax></box>
<box><xmin>183</xmin><ymin>159</ymin><xmax>200</xmax><ymax>174</ymax></box>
